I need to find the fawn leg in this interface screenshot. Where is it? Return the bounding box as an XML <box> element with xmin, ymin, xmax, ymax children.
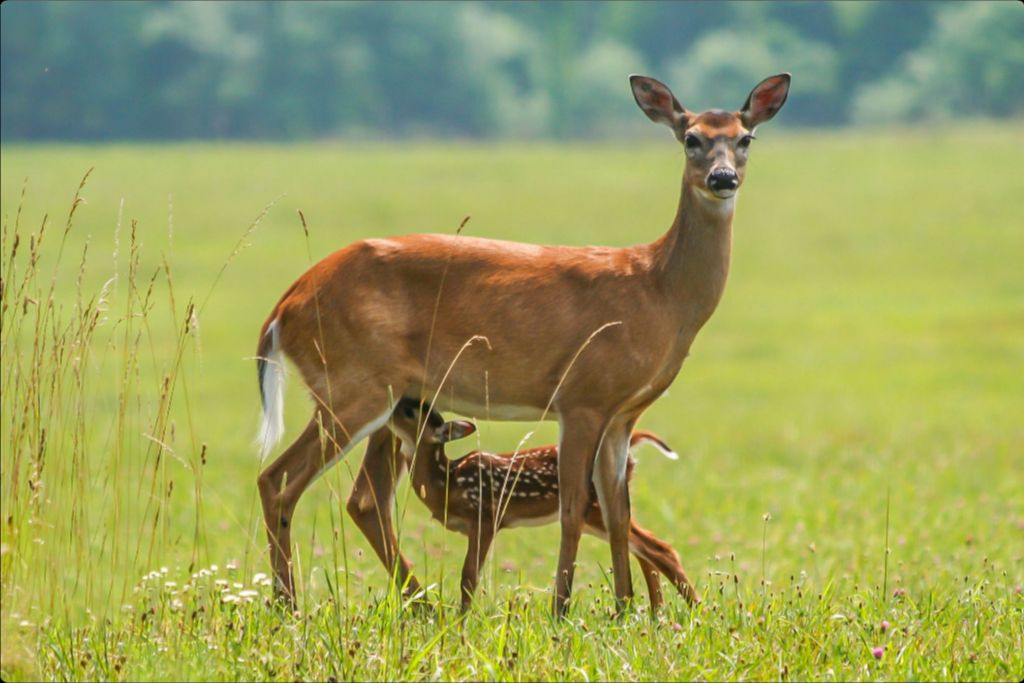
<box><xmin>637</xmin><ymin>557</ymin><xmax>664</xmax><ymax>612</ymax></box>
<box><xmin>460</xmin><ymin>522</ymin><xmax>495</xmax><ymax>611</ymax></box>
<box><xmin>628</xmin><ymin>520</ymin><xmax>700</xmax><ymax>605</ymax></box>
<box><xmin>584</xmin><ymin>505</ymin><xmax>663</xmax><ymax>612</ymax></box>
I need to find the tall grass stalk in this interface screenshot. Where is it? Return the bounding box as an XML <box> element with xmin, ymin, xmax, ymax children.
<box><xmin>0</xmin><ymin>172</ymin><xmax>276</xmax><ymax>676</ymax></box>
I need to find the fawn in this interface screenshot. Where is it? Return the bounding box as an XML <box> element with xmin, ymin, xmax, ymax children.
<box><xmin>386</xmin><ymin>398</ymin><xmax>700</xmax><ymax>612</ymax></box>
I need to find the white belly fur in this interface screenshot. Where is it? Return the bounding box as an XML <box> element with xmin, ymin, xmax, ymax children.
<box><xmin>416</xmin><ymin>395</ymin><xmax>553</xmax><ymax>422</ymax></box>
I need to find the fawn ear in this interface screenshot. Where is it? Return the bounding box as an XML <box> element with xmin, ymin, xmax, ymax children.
<box><xmin>436</xmin><ymin>420</ymin><xmax>476</xmax><ymax>443</ymax></box>
<box><xmin>739</xmin><ymin>73</ymin><xmax>791</xmax><ymax>129</ymax></box>
<box><xmin>630</xmin><ymin>75</ymin><xmax>689</xmax><ymax>129</ymax></box>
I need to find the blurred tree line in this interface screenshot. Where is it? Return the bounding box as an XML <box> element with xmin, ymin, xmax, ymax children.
<box><xmin>2</xmin><ymin>1</ymin><xmax>1021</xmax><ymax>141</ymax></box>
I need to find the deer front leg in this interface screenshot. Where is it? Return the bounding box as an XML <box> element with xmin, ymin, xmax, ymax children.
<box><xmin>553</xmin><ymin>411</ymin><xmax>605</xmax><ymax>617</ymax></box>
<box><xmin>593</xmin><ymin>420</ymin><xmax>635</xmax><ymax>613</ymax></box>
<box><xmin>346</xmin><ymin>427</ymin><xmax>422</xmax><ymax>598</ymax></box>
<box><xmin>460</xmin><ymin>523</ymin><xmax>495</xmax><ymax>612</ymax></box>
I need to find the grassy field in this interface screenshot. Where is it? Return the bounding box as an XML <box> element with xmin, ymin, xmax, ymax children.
<box><xmin>1</xmin><ymin>127</ymin><xmax>1022</xmax><ymax>681</ymax></box>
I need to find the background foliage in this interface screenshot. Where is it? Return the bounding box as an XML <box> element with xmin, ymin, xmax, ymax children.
<box><xmin>2</xmin><ymin>0</ymin><xmax>1022</xmax><ymax>141</ymax></box>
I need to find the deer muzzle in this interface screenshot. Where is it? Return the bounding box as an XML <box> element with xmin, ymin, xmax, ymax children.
<box><xmin>706</xmin><ymin>167</ymin><xmax>739</xmax><ymax>197</ymax></box>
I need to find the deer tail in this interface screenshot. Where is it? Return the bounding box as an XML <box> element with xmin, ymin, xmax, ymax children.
<box><xmin>255</xmin><ymin>316</ymin><xmax>285</xmax><ymax>460</ymax></box>
<box><xmin>628</xmin><ymin>430</ymin><xmax>678</xmax><ymax>461</ymax></box>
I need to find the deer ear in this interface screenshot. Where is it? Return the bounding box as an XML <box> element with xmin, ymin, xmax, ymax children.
<box><xmin>739</xmin><ymin>73</ymin><xmax>791</xmax><ymax>129</ymax></box>
<box><xmin>436</xmin><ymin>420</ymin><xmax>476</xmax><ymax>443</ymax></box>
<box><xmin>630</xmin><ymin>75</ymin><xmax>688</xmax><ymax>129</ymax></box>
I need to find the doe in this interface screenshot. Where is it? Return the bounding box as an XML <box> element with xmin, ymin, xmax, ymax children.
<box><xmin>256</xmin><ymin>72</ymin><xmax>790</xmax><ymax>614</ymax></box>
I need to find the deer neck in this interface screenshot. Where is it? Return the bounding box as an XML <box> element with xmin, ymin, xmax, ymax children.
<box><xmin>651</xmin><ymin>179</ymin><xmax>734</xmax><ymax>335</ymax></box>
<box><xmin>410</xmin><ymin>444</ymin><xmax>448</xmax><ymax>493</ymax></box>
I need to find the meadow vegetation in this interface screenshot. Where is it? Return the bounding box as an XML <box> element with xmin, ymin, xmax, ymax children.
<box><xmin>1</xmin><ymin>126</ymin><xmax>1022</xmax><ymax>680</ymax></box>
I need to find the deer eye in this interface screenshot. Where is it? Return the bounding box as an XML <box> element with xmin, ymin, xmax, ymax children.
<box><xmin>737</xmin><ymin>135</ymin><xmax>754</xmax><ymax>149</ymax></box>
<box><xmin>402</xmin><ymin>404</ymin><xmax>417</xmax><ymax>419</ymax></box>
<box><xmin>684</xmin><ymin>134</ymin><xmax>702</xmax><ymax>151</ymax></box>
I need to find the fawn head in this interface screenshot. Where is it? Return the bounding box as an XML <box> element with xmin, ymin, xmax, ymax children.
<box><xmin>630</xmin><ymin>73</ymin><xmax>791</xmax><ymax>203</ymax></box>
<box><xmin>390</xmin><ymin>399</ymin><xmax>476</xmax><ymax>450</ymax></box>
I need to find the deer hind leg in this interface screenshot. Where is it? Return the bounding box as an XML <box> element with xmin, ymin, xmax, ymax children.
<box><xmin>258</xmin><ymin>394</ymin><xmax>394</xmax><ymax>607</ymax></box>
<box><xmin>346</xmin><ymin>426</ymin><xmax>422</xmax><ymax>598</ymax></box>
<box><xmin>592</xmin><ymin>419</ymin><xmax>635</xmax><ymax>613</ymax></box>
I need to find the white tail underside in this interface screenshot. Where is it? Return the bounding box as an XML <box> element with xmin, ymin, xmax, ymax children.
<box><xmin>630</xmin><ymin>435</ymin><xmax>679</xmax><ymax>461</ymax></box>
<box><xmin>256</xmin><ymin>318</ymin><xmax>285</xmax><ymax>460</ymax></box>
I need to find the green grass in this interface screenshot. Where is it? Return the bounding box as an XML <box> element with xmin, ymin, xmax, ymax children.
<box><xmin>1</xmin><ymin>126</ymin><xmax>1022</xmax><ymax>681</ymax></box>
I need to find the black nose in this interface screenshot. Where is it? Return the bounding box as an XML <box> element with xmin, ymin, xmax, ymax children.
<box><xmin>707</xmin><ymin>168</ymin><xmax>738</xmax><ymax>193</ymax></box>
